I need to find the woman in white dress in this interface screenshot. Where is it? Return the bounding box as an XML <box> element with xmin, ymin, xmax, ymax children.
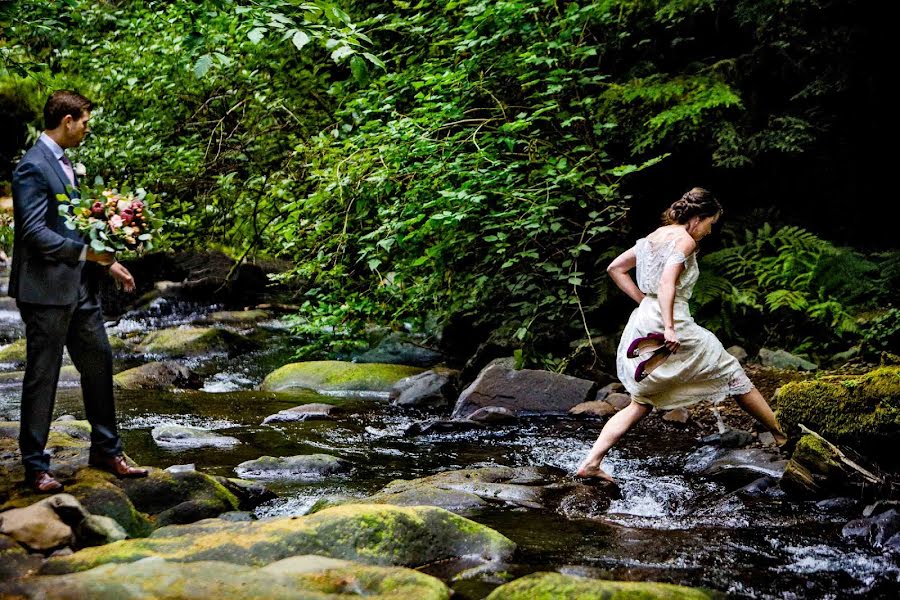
<box><xmin>576</xmin><ymin>188</ymin><xmax>786</xmax><ymax>482</ymax></box>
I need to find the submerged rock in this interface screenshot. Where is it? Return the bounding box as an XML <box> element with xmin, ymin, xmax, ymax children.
<box><xmin>260</xmin><ymin>360</ymin><xmax>424</xmax><ymax>394</ymax></box>
<box><xmin>3</xmin><ymin>555</ymin><xmax>451</xmax><ymax>599</ymax></box>
<box><xmin>451</xmin><ymin>363</ymin><xmax>597</xmax><ymax>420</ymax></box>
<box><xmin>485</xmin><ymin>572</ymin><xmax>716</xmax><ymax>599</ymax></box>
<box><xmin>235</xmin><ymin>454</ymin><xmax>351</xmax><ymax>480</ymax></box>
<box><xmin>114</xmin><ymin>361</ymin><xmax>202</xmax><ymax>390</ymax></box>
<box><xmin>40</xmin><ymin>504</ymin><xmax>516</xmax><ymax>575</ymax></box>
<box><xmin>151</xmin><ymin>425</ymin><xmax>240</xmax><ymax>449</ymax></box>
<box><xmin>774</xmin><ymin>366</ymin><xmax>900</xmax><ymax>449</ymax></box>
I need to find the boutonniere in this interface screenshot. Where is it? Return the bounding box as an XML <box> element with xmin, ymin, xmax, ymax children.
<box><xmin>73</xmin><ymin>162</ymin><xmax>87</xmax><ymax>177</ymax></box>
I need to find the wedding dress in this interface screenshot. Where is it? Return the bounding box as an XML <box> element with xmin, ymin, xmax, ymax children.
<box><xmin>616</xmin><ymin>232</ymin><xmax>753</xmax><ymax>409</ymax></box>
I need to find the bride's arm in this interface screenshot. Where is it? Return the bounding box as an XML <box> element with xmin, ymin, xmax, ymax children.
<box><xmin>606</xmin><ymin>248</ymin><xmax>645</xmax><ymax>305</ymax></box>
<box><xmin>657</xmin><ymin>236</ymin><xmax>697</xmax><ymax>351</ymax></box>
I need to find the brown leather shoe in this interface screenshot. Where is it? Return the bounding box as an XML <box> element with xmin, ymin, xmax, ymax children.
<box><xmin>89</xmin><ymin>453</ymin><xmax>149</xmax><ymax>478</ymax></box>
<box><xmin>25</xmin><ymin>471</ymin><xmax>64</xmax><ymax>493</ymax></box>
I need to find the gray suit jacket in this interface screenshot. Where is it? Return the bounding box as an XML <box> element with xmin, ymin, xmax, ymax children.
<box><xmin>8</xmin><ymin>141</ymin><xmax>91</xmax><ymax>305</ymax></box>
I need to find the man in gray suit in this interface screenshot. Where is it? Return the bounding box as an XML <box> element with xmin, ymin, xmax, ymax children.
<box><xmin>9</xmin><ymin>90</ymin><xmax>147</xmax><ymax>492</ymax></box>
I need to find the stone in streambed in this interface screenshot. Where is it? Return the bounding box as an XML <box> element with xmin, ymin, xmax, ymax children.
<box><xmin>451</xmin><ymin>363</ymin><xmax>596</xmax><ymax>420</ymax></box>
<box><xmin>0</xmin><ymin>499</ymin><xmax>74</xmax><ymax>552</ymax></box>
<box><xmin>4</xmin><ymin>556</ymin><xmax>451</xmax><ymax>599</ymax></box>
<box><xmin>468</xmin><ymin>406</ymin><xmax>517</xmax><ymax>423</ymax></box>
<box><xmin>569</xmin><ymin>400</ymin><xmax>617</xmax><ymax>418</ymax></box>
<box><xmin>485</xmin><ymin>572</ymin><xmax>717</xmax><ymax>599</ymax></box>
<box><xmin>685</xmin><ymin>446</ymin><xmax>787</xmax><ymax>488</ymax></box>
<box><xmin>780</xmin><ymin>433</ymin><xmax>875</xmax><ymax>499</ymax></box>
<box><xmin>151</xmin><ymin>425</ymin><xmax>240</xmax><ymax>449</ymax></box>
<box><xmin>235</xmin><ymin>454</ymin><xmax>351</xmax><ymax>480</ymax></box>
<box><xmin>77</xmin><ymin>514</ymin><xmax>128</xmax><ymax>547</ymax></box>
<box><xmin>262</xmin><ymin>403</ymin><xmax>337</xmax><ymax>424</ymax></box>
<box><xmin>139</xmin><ymin>327</ymin><xmax>254</xmax><ymax>357</ymax></box>
<box><xmin>118</xmin><ymin>469</ymin><xmax>240</xmax><ymax>528</ymax></box>
<box><xmin>261</xmin><ymin>360</ymin><xmax>423</xmax><ymax>394</ymax></box>
<box><xmin>390</xmin><ymin>369</ymin><xmax>458</xmax><ymax>409</ymax></box>
<box><xmin>403</xmin><ymin>419</ymin><xmax>484</xmax><ymax>436</ymax></box>
<box><xmin>206</xmin><ymin>309</ymin><xmax>271</xmax><ymax>324</ymax></box>
<box><xmin>114</xmin><ymin>361</ymin><xmax>202</xmax><ymax>390</ymax></box>
<box><xmin>842</xmin><ymin>509</ymin><xmax>900</xmax><ymax>550</ymax></box>
<box><xmin>0</xmin><ymin>532</ymin><xmax>43</xmax><ymax>580</ymax></box>
<box><xmin>40</xmin><ymin>504</ymin><xmax>516</xmax><ymax>575</ymax></box>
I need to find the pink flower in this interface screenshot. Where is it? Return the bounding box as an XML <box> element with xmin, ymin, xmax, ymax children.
<box><xmin>109</xmin><ymin>214</ymin><xmax>124</xmax><ymax>231</ymax></box>
<box><xmin>121</xmin><ymin>208</ymin><xmax>134</xmax><ymax>224</ymax></box>
<box><xmin>91</xmin><ymin>201</ymin><xmax>104</xmax><ymax>215</ymax></box>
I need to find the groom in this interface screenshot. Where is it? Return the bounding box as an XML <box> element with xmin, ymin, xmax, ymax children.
<box><xmin>9</xmin><ymin>90</ymin><xmax>147</xmax><ymax>492</ymax></box>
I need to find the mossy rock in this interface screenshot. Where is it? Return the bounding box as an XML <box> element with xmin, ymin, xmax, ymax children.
<box><xmin>260</xmin><ymin>361</ymin><xmax>425</xmax><ymax>394</ymax></box>
<box><xmin>0</xmin><ymin>338</ymin><xmax>27</xmax><ymax>363</ymax></box>
<box><xmin>113</xmin><ymin>361</ymin><xmax>201</xmax><ymax>390</ymax></box>
<box><xmin>207</xmin><ymin>309</ymin><xmax>271</xmax><ymax>323</ymax></box>
<box><xmin>0</xmin><ymin>365</ymin><xmax>80</xmax><ymax>384</ymax></box>
<box><xmin>4</xmin><ymin>556</ymin><xmax>450</xmax><ymax>599</ymax></box>
<box><xmin>118</xmin><ymin>469</ymin><xmax>240</xmax><ymax>526</ymax></box>
<box><xmin>139</xmin><ymin>327</ymin><xmax>254</xmax><ymax>357</ymax></box>
<box><xmin>42</xmin><ymin>504</ymin><xmax>515</xmax><ymax>575</ymax></box>
<box><xmin>1</xmin><ymin>532</ymin><xmax>43</xmax><ymax>581</ymax></box>
<box><xmin>774</xmin><ymin>366</ymin><xmax>900</xmax><ymax>448</ymax></box>
<box><xmin>67</xmin><ymin>470</ymin><xmax>154</xmax><ymax>538</ymax></box>
<box><xmin>485</xmin><ymin>572</ymin><xmax>719</xmax><ymax>600</ymax></box>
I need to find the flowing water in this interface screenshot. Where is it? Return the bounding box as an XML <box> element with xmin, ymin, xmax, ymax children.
<box><xmin>0</xmin><ymin>286</ymin><xmax>897</xmax><ymax>599</ymax></box>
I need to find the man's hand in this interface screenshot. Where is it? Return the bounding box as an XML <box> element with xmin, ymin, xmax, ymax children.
<box><xmin>86</xmin><ymin>248</ymin><xmax>116</xmax><ymax>266</ymax></box>
<box><xmin>109</xmin><ymin>262</ymin><xmax>136</xmax><ymax>293</ymax></box>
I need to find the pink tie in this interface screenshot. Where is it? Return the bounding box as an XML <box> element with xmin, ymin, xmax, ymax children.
<box><xmin>60</xmin><ymin>154</ymin><xmax>76</xmax><ymax>187</ymax></box>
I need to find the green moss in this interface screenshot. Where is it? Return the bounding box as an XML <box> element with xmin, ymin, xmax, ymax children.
<box><xmin>260</xmin><ymin>361</ymin><xmax>425</xmax><ymax>393</ymax></box>
<box><xmin>774</xmin><ymin>366</ymin><xmax>900</xmax><ymax>447</ymax></box>
<box><xmin>139</xmin><ymin>327</ymin><xmax>252</xmax><ymax>357</ymax></box>
<box><xmin>0</xmin><ymin>338</ymin><xmax>27</xmax><ymax>363</ymax></box>
<box><xmin>485</xmin><ymin>572</ymin><xmax>718</xmax><ymax>599</ymax></box>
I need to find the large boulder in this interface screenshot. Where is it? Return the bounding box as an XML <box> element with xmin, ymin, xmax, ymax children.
<box><xmin>774</xmin><ymin>366</ymin><xmax>900</xmax><ymax>449</ymax></box>
<box><xmin>2</xmin><ymin>555</ymin><xmax>450</xmax><ymax>599</ymax></box>
<box><xmin>260</xmin><ymin>361</ymin><xmax>424</xmax><ymax>394</ymax></box>
<box><xmin>113</xmin><ymin>361</ymin><xmax>202</xmax><ymax>390</ymax></box>
<box><xmin>139</xmin><ymin>327</ymin><xmax>254</xmax><ymax>357</ymax></box>
<box><xmin>118</xmin><ymin>469</ymin><xmax>240</xmax><ymax>528</ymax></box>
<box><xmin>390</xmin><ymin>369</ymin><xmax>459</xmax><ymax>409</ymax></box>
<box><xmin>485</xmin><ymin>572</ymin><xmax>717</xmax><ymax>599</ymax></box>
<box><xmin>0</xmin><ymin>499</ymin><xmax>74</xmax><ymax>552</ymax></box>
<box><xmin>451</xmin><ymin>363</ymin><xmax>597</xmax><ymax>420</ymax></box>
<box><xmin>41</xmin><ymin>504</ymin><xmax>516</xmax><ymax>575</ymax></box>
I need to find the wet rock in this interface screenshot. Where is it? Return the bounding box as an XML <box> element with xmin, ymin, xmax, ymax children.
<box><xmin>0</xmin><ymin>532</ymin><xmax>43</xmax><ymax>580</ymax></box>
<box><xmin>758</xmin><ymin>348</ymin><xmax>818</xmax><ymax>371</ymax></box>
<box><xmin>260</xmin><ymin>360</ymin><xmax>424</xmax><ymax>394</ymax></box>
<box><xmin>118</xmin><ymin>469</ymin><xmax>240</xmax><ymax>528</ymax></box>
<box><xmin>41</xmin><ymin>504</ymin><xmax>516</xmax><ymax>575</ymax></box>
<box><xmin>484</xmin><ymin>572</ymin><xmax>716</xmax><ymax>599</ymax></box>
<box><xmin>468</xmin><ymin>406</ymin><xmax>517</xmax><ymax>423</ymax></box>
<box><xmin>569</xmin><ymin>400</ymin><xmax>617</xmax><ymax>418</ymax></box>
<box><xmin>0</xmin><ymin>365</ymin><xmax>80</xmax><ymax>385</ymax></box>
<box><xmin>735</xmin><ymin>476</ymin><xmax>781</xmax><ymax>499</ymax></box>
<box><xmin>662</xmin><ymin>407</ymin><xmax>691</xmax><ymax>423</ymax></box>
<box><xmin>353</xmin><ymin>466</ymin><xmax>615</xmax><ymax>519</ymax></box>
<box><xmin>356</xmin><ymin>333</ymin><xmax>445</xmax><ymax>367</ymax></box>
<box><xmin>77</xmin><ymin>514</ymin><xmax>128</xmax><ymax>547</ymax></box>
<box><xmin>603</xmin><ymin>392</ymin><xmax>631</xmax><ymax>410</ymax></box>
<box><xmin>218</xmin><ymin>511</ymin><xmax>257</xmax><ymax>522</ymax></box>
<box><xmin>205</xmin><ymin>309</ymin><xmax>271</xmax><ymax>324</ymax></box>
<box><xmin>781</xmin><ymin>433</ymin><xmax>873</xmax><ymax>499</ymax></box>
<box><xmin>863</xmin><ymin>500</ymin><xmax>900</xmax><ymax>518</ymax></box>
<box><xmin>261</xmin><ymin>403</ymin><xmax>337</xmax><ymax>424</ymax></box>
<box><xmin>403</xmin><ymin>419</ymin><xmax>483</xmax><ymax>436</ymax></box>
<box><xmin>595</xmin><ymin>382</ymin><xmax>624</xmax><ymax>402</ymax></box>
<box><xmin>726</xmin><ymin>345</ymin><xmax>749</xmax><ymax>364</ymax></box>
<box><xmin>64</xmin><ymin>474</ymin><xmax>153</xmax><ymax>538</ymax></box>
<box><xmin>700</xmin><ymin>428</ymin><xmax>754</xmax><ymax>448</ymax></box>
<box><xmin>0</xmin><ymin>500</ymin><xmax>74</xmax><ymax>552</ymax></box>
<box><xmin>686</xmin><ymin>446</ymin><xmax>787</xmax><ymax>487</ymax></box>
<box><xmin>165</xmin><ymin>464</ymin><xmax>196</xmax><ymax>473</ymax></box>
<box><xmin>816</xmin><ymin>497</ymin><xmax>858</xmax><ymax>512</ymax></box>
<box><xmin>390</xmin><ymin>369</ymin><xmax>458</xmax><ymax>409</ymax></box>
<box><xmin>842</xmin><ymin>509</ymin><xmax>900</xmax><ymax>549</ymax></box>
<box><xmin>215</xmin><ymin>478</ymin><xmax>277</xmax><ymax>511</ymax></box>
<box><xmin>451</xmin><ymin>363</ymin><xmax>596</xmax><ymax>420</ymax></box>
<box><xmin>3</xmin><ymin>556</ymin><xmax>451</xmax><ymax>599</ymax></box>
<box><xmin>774</xmin><ymin>366</ymin><xmax>900</xmax><ymax>448</ymax></box>
<box><xmin>151</xmin><ymin>424</ymin><xmax>240</xmax><ymax>449</ymax></box>
<box><xmin>114</xmin><ymin>361</ymin><xmax>202</xmax><ymax>390</ymax></box>
<box><xmin>139</xmin><ymin>326</ymin><xmax>255</xmax><ymax>357</ymax></box>
<box><xmin>235</xmin><ymin>454</ymin><xmax>351</xmax><ymax>481</ymax></box>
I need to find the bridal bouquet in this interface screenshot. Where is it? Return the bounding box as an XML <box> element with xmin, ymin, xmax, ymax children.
<box><xmin>57</xmin><ymin>182</ymin><xmax>159</xmax><ymax>255</ymax></box>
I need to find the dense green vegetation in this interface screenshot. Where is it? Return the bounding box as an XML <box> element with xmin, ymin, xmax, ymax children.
<box><xmin>0</xmin><ymin>0</ymin><xmax>893</xmax><ymax>366</ymax></box>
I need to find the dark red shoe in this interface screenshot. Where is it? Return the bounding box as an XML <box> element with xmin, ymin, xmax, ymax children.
<box><xmin>626</xmin><ymin>332</ymin><xmax>666</xmax><ymax>358</ymax></box>
<box><xmin>634</xmin><ymin>347</ymin><xmax>672</xmax><ymax>382</ymax></box>
<box><xmin>89</xmin><ymin>453</ymin><xmax>149</xmax><ymax>478</ymax></box>
<box><xmin>25</xmin><ymin>471</ymin><xmax>64</xmax><ymax>493</ymax></box>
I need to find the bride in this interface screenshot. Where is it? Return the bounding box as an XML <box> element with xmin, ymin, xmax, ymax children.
<box><xmin>576</xmin><ymin>187</ymin><xmax>787</xmax><ymax>482</ymax></box>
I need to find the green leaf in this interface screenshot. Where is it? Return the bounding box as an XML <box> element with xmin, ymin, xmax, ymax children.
<box><xmin>90</xmin><ymin>239</ymin><xmax>107</xmax><ymax>252</ymax></box>
<box><xmin>292</xmin><ymin>30</ymin><xmax>310</xmax><ymax>51</ymax></box>
<box><xmin>193</xmin><ymin>54</ymin><xmax>213</xmax><ymax>78</ymax></box>
<box><xmin>248</xmin><ymin>27</ymin><xmax>266</xmax><ymax>44</ymax></box>
<box><xmin>362</xmin><ymin>52</ymin><xmax>385</xmax><ymax>69</ymax></box>
<box><xmin>330</xmin><ymin>44</ymin><xmax>355</xmax><ymax>62</ymax></box>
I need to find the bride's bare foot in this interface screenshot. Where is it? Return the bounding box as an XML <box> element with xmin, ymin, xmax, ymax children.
<box><xmin>575</xmin><ymin>464</ymin><xmax>615</xmax><ymax>483</ymax></box>
<box><xmin>773</xmin><ymin>431</ymin><xmax>788</xmax><ymax>447</ymax></box>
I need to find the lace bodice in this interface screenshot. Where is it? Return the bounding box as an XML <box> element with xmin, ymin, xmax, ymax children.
<box><xmin>634</xmin><ymin>236</ymin><xmax>699</xmax><ymax>300</ymax></box>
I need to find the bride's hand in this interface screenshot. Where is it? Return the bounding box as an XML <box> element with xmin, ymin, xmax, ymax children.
<box><xmin>664</xmin><ymin>326</ymin><xmax>680</xmax><ymax>353</ymax></box>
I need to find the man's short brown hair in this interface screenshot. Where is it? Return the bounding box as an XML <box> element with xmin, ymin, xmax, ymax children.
<box><xmin>43</xmin><ymin>90</ymin><xmax>92</xmax><ymax>129</ymax></box>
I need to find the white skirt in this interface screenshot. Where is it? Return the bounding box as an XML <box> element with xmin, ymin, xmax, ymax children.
<box><xmin>616</xmin><ymin>296</ymin><xmax>753</xmax><ymax>409</ymax></box>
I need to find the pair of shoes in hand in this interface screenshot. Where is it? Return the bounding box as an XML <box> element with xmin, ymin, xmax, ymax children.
<box><xmin>626</xmin><ymin>332</ymin><xmax>672</xmax><ymax>382</ymax></box>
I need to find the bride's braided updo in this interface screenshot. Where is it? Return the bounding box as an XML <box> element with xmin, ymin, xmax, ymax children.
<box><xmin>662</xmin><ymin>187</ymin><xmax>722</xmax><ymax>225</ymax></box>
